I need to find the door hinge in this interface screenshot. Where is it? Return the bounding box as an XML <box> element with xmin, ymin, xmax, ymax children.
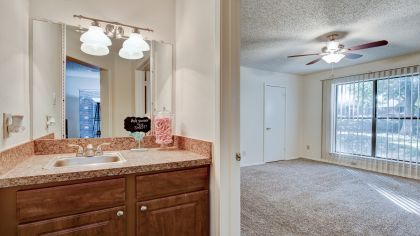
<box><xmin>235</xmin><ymin>152</ymin><xmax>241</xmax><ymax>161</ymax></box>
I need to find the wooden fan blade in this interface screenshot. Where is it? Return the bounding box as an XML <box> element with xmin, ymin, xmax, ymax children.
<box><xmin>344</xmin><ymin>52</ymin><xmax>363</xmax><ymax>59</ymax></box>
<box><xmin>306</xmin><ymin>58</ymin><xmax>322</xmax><ymax>65</ymax></box>
<box><xmin>288</xmin><ymin>53</ymin><xmax>320</xmax><ymax>58</ymax></box>
<box><xmin>347</xmin><ymin>40</ymin><xmax>388</xmax><ymax>51</ymax></box>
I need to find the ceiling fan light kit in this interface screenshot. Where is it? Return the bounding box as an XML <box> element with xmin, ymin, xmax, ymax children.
<box><xmin>287</xmin><ymin>34</ymin><xmax>388</xmax><ymax>65</ymax></box>
<box><xmin>74</xmin><ymin>15</ymin><xmax>153</xmax><ymax>60</ymax></box>
<box><xmin>322</xmin><ymin>53</ymin><xmax>345</xmax><ymax>64</ymax></box>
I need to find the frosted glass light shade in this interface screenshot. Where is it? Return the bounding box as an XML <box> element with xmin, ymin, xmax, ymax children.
<box><xmin>123</xmin><ymin>33</ymin><xmax>150</xmax><ymax>52</ymax></box>
<box><xmin>119</xmin><ymin>47</ymin><xmax>144</xmax><ymax>60</ymax></box>
<box><xmin>118</xmin><ymin>32</ymin><xmax>148</xmax><ymax>60</ymax></box>
<box><xmin>81</xmin><ymin>43</ymin><xmax>109</xmax><ymax>56</ymax></box>
<box><xmin>80</xmin><ymin>26</ymin><xmax>112</xmax><ymax>56</ymax></box>
<box><xmin>322</xmin><ymin>53</ymin><xmax>345</xmax><ymax>64</ymax></box>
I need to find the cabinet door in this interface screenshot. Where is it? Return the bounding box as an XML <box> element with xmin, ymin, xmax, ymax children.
<box><xmin>137</xmin><ymin>190</ymin><xmax>209</xmax><ymax>236</ymax></box>
<box><xmin>18</xmin><ymin>206</ymin><xmax>126</xmax><ymax>236</ymax></box>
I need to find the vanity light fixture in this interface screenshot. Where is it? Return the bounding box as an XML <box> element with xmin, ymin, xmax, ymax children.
<box><xmin>74</xmin><ymin>15</ymin><xmax>153</xmax><ymax>59</ymax></box>
<box><xmin>105</xmin><ymin>24</ymin><xmax>115</xmax><ymax>37</ymax></box>
<box><xmin>119</xmin><ymin>29</ymin><xmax>149</xmax><ymax>60</ymax></box>
<box><xmin>115</xmin><ymin>26</ymin><xmax>124</xmax><ymax>39</ymax></box>
<box><xmin>105</xmin><ymin>24</ymin><xmax>124</xmax><ymax>39</ymax></box>
<box><xmin>80</xmin><ymin>21</ymin><xmax>112</xmax><ymax>56</ymax></box>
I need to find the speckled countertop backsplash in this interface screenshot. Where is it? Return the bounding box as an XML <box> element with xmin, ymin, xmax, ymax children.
<box><xmin>0</xmin><ymin>135</ymin><xmax>212</xmax><ymax>177</ymax></box>
<box><xmin>0</xmin><ymin>149</ymin><xmax>211</xmax><ymax>188</ymax></box>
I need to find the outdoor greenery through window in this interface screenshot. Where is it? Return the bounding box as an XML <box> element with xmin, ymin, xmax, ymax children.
<box><xmin>334</xmin><ymin>74</ymin><xmax>420</xmax><ymax>163</ymax></box>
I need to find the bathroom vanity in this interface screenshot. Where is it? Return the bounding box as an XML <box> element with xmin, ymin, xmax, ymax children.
<box><xmin>0</xmin><ymin>14</ymin><xmax>212</xmax><ymax>236</ymax></box>
<box><xmin>0</xmin><ymin>149</ymin><xmax>210</xmax><ymax>236</ymax></box>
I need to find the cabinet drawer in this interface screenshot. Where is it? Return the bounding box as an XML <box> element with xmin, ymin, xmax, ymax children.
<box><xmin>136</xmin><ymin>167</ymin><xmax>209</xmax><ymax>201</ymax></box>
<box><xmin>18</xmin><ymin>206</ymin><xmax>126</xmax><ymax>236</ymax></box>
<box><xmin>17</xmin><ymin>178</ymin><xmax>125</xmax><ymax>222</ymax></box>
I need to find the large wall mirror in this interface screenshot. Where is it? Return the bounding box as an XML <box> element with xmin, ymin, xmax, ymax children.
<box><xmin>31</xmin><ymin>19</ymin><xmax>173</xmax><ymax>139</ymax></box>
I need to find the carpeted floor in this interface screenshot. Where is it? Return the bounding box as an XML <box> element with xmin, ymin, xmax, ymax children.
<box><xmin>241</xmin><ymin>159</ymin><xmax>420</xmax><ymax>236</ymax></box>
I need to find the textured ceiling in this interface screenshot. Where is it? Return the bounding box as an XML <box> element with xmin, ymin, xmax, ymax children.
<box><xmin>241</xmin><ymin>0</ymin><xmax>420</xmax><ymax>75</ymax></box>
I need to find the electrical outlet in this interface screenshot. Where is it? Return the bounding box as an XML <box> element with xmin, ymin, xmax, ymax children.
<box><xmin>306</xmin><ymin>145</ymin><xmax>310</xmax><ymax>150</ymax></box>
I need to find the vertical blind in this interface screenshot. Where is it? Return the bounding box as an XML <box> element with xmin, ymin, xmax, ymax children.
<box><xmin>322</xmin><ymin>66</ymin><xmax>420</xmax><ymax>180</ymax></box>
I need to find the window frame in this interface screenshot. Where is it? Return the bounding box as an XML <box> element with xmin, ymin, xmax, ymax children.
<box><xmin>332</xmin><ymin>74</ymin><xmax>420</xmax><ymax>163</ymax></box>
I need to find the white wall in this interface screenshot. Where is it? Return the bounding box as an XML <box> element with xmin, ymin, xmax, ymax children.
<box><xmin>175</xmin><ymin>0</ymin><xmax>216</xmax><ymax>141</ymax></box>
<box><xmin>240</xmin><ymin>66</ymin><xmax>303</xmax><ymax>166</ymax></box>
<box><xmin>0</xmin><ymin>0</ymin><xmax>30</xmax><ymax>151</ymax></box>
<box><xmin>301</xmin><ymin>52</ymin><xmax>420</xmax><ymax>160</ymax></box>
<box><xmin>29</xmin><ymin>0</ymin><xmax>175</xmax><ymax>44</ymax></box>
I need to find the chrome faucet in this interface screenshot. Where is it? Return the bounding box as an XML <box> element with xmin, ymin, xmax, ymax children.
<box><xmin>68</xmin><ymin>144</ymin><xmax>84</xmax><ymax>157</ymax></box>
<box><xmin>68</xmin><ymin>143</ymin><xmax>111</xmax><ymax>157</ymax></box>
<box><xmin>95</xmin><ymin>143</ymin><xmax>111</xmax><ymax>156</ymax></box>
<box><xmin>84</xmin><ymin>144</ymin><xmax>95</xmax><ymax>157</ymax></box>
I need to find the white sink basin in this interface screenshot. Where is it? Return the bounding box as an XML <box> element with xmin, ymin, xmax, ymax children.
<box><xmin>45</xmin><ymin>152</ymin><xmax>126</xmax><ymax>169</ymax></box>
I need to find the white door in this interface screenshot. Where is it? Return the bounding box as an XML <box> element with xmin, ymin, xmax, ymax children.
<box><xmin>264</xmin><ymin>85</ymin><xmax>286</xmax><ymax>162</ymax></box>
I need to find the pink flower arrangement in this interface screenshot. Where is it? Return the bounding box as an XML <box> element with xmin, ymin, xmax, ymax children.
<box><xmin>154</xmin><ymin>116</ymin><xmax>172</xmax><ymax>145</ymax></box>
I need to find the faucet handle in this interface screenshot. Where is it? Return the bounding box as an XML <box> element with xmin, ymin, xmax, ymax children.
<box><xmin>68</xmin><ymin>144</ymin><xmax>84</xmax><ymax>157</ymax></box>
<box><xmin>95</xmin><ymin>143</ymin><xmax>111</xmax><ymax>156</ymax></box>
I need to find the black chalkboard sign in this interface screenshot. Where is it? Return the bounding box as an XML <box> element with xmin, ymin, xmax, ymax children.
<box><xmin>124</xmin><ymin>117</ymin><xmax>151</xmax><ymax>133</ymax></box>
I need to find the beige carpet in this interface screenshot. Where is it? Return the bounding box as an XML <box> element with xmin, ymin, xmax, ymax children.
<box><xmin>241</xmin><ymin>159</ymin><xmax>420</xmax><ymax>236</ymax></box>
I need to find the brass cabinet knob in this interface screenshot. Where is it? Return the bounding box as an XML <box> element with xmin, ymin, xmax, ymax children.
<box><xmin>140</xmin><ymin>206</ymin><xmax>148</xmax><ymax>212</ymax></box>
<box><xmin>117</xmin><ymin>210</ymin><xmax>124</xmax><ymax>217</ymax></box>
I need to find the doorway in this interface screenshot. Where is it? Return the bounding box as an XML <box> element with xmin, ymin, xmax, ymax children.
<box><xmin>264</xmin><ymin>85</ymin><xmax>286</xmax><ymax>162</ymax></box>
<box><xmin>65</xmin><ymin>58</ymin><xmax>108</xmax><ymax>139</ymax></box>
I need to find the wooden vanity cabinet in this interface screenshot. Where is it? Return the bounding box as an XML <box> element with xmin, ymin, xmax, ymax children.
<box><xmin>137</xmin><ymin>191</ymin><xmax>209</xmax><ymax>236</ymax></box>
<box><xmin>136</xmin><ymin>167</ymin><xmax>209</xmax><ymax>236</ymax></box>
<box><xmin>18</xmin><ymin>206</ymin><xmax>126</xmax><ymax>236</ymax></box>
<box><xmin>0</xmin><ymin>166</ymin><xmax>209</xmax><ymax>236</ymax></box>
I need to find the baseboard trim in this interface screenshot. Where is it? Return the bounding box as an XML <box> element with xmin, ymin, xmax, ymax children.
<box><xmin>299</xmin><ymin>156</ymin><xmax>420</xmax><ymax>180</ymax></box>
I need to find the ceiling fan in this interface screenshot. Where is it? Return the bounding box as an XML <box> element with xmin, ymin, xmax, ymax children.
<box><xmin>288</xmin><ymin>34</ymin><xmax>388</xmax><ymax>65</ymax></box>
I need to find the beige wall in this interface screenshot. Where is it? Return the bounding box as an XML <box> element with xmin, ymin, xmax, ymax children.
<box><xmin>175</xmin><ymin>0</ymin><xmax>217</xmax><ymax>141</ymax></box>
<box><xmin>0</xmin><ymin>0</ymin><xmax>30</xmax><ymax>151</ymax></box>
<box><xmin>32</xmin><ymin>20</ymin><xmax>63</xmax><ymax>139</ymax></box>
<box><xmin>153</xmin><ymin>42</ymin><xmax>173</xmax><ymax>112</ymax></box>
<box><xmin>301</xmin><ymin>52</ymin><xmax>420</xmax><ymax>160</ymax></box>
<box><xmin>29</xmin><ymin>0</ymin><xmax>175</xmax><ymax>43</ymax></box>
<box><xmin>112</xmin><ymin>55</ymin><xmax>135</xmax><ymax>137</ymax></box>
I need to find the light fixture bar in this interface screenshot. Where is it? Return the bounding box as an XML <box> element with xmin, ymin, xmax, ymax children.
<box><xmin>73</xmin><ymin>14</ymin><xmax>154</xmax><ymax>32</ymax></box>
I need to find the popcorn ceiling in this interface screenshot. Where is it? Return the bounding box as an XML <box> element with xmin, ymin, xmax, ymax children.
<box><xmin>241</xmin><ymin>0</ymin><xmax>420</xmax><ymax>75</ymax></box>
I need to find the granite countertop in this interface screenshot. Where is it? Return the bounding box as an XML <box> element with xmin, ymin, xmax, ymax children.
<box><xmin>0</xmin><ymin>149</ymin><xmax>211</xmax><ymax>188</ymax></box>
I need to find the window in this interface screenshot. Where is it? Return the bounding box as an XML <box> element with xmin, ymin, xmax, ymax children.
<box><xmin>333</xmin><ymin>74</ymin><xmax>420</xmax><ymax>163</ymax></box>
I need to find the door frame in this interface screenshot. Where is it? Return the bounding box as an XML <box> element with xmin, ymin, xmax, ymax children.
<box><xmin>214</xmin><ymin>0</ymin><xmax>241</xmax><ymax>235</ymax></box>
<box><xmin>263</xmin><ymin>83</ymin><xmax>287</xmax><ymax>163</ymax></box>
